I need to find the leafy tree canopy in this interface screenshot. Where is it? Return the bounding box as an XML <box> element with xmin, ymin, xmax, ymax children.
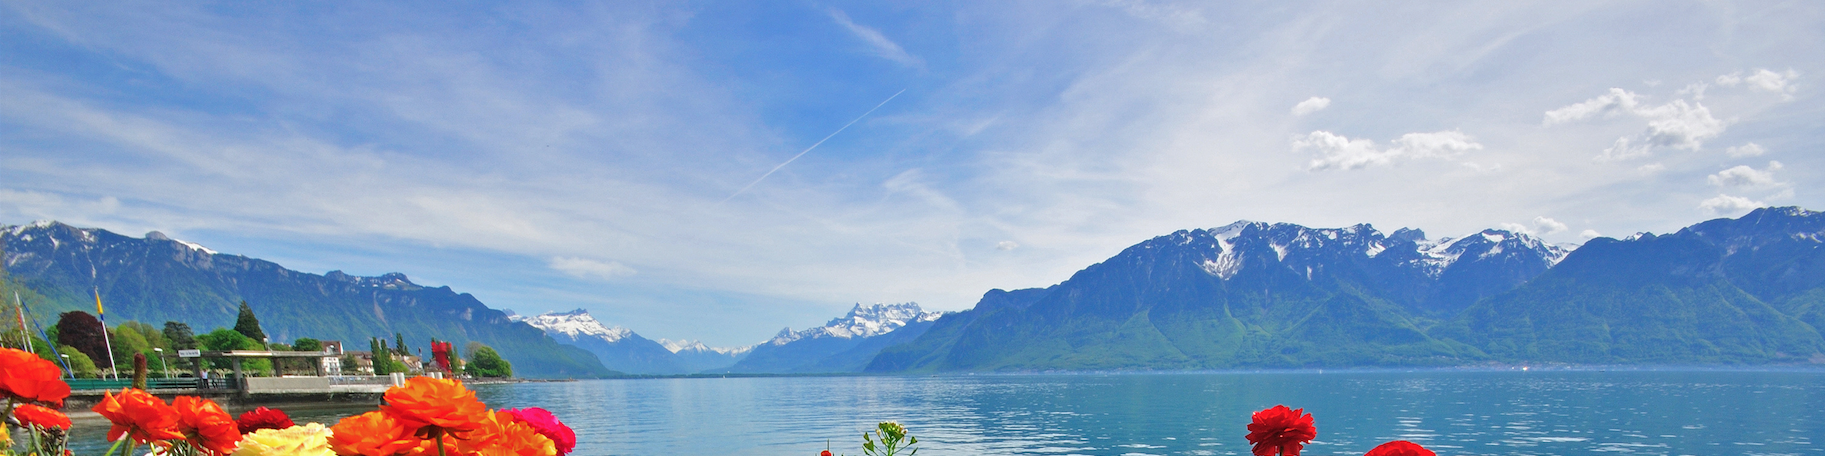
<box><xmin>465</xmin><ymin>342</ymin><xmax>512</xmax><ymax>378</ymax></box>
<box><xmin>55</xmin><ymin>311</ymin><xmax>111</xmax><ymax>369</ymax></box>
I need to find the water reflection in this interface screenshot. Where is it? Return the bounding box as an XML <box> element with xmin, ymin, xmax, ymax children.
<box><xmin>57</xmin><ymin>370</ymin><xmax>1825</xmax><ymax>455</ymax></box>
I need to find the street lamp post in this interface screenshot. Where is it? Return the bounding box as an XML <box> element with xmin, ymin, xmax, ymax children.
<box><xmin>154</xmin><ymin>347</ymin><xmax>170</xmax><ymax>379</ymax></box>
<box><xmin>59</xmin><ymin>354</ymin><xmax>71</xmax><ymax>379</ymax></box>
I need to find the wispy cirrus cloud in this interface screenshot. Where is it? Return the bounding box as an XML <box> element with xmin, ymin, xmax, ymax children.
<box><xmin>828</xmin><ymin>9</ymin><xmax>924</xmax><ymax>69</ymax></box>
<box><xmin>3</xmin><ymin>1</ymin><xmax>1820</xmax><ymax>346</ymax></box>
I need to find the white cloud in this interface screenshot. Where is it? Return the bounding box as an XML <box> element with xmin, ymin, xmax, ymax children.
<box><xmin>1707</xmin><ymin>161</ymin><xmax>1785</xmax><ymax>189</ymax></box>
<box><xmin>1543</xmin><ymin>88</ymin><xmax>1640</xmax><ymax>125</ymax></box>
<box><xmin>549</xmin><ymin>257</ymin><xmax>638</xmax><ymax>280</ymax></box>
<box><xmin>1545</xmin><ymin>88</ymin><xmax>1728</xmax><ymax>160</ymax></box>
<box><xmin>1718</xmin><ymin>68</ymin><xmax>1800</xmax><ymax>100</ymax></box>
<box><xmin>1697</xmin><ymin>194</ymin><xmax>1765</xmax><ymax>215</ymax></box>
<box><xmin>828</xmin><ymin>10</ymin><xmax>924</xmax><ymax>69</ymax></box>
<box><xmin>1530</xmin><ymin>216</ymin><xmax>1568</xmax><ymax>235</ymax></box>
<box><xmin>1725</xmin><ymin>143</ymin><xmax>1766</xmax><ymax>157</ymax></box>
<box><xmin>1500</xmin><ymin>216</ymin><xmax>1567</xmax><ymax>236</ymax></box>
<box><xmin>1297</xmin><ymin>131</ymin><xmax>1387</xmax><ymax>170</ymax></box>
<box><xmin>1580</xmin><ymin>229</ymin><xmax>1601</xmax><ymax>239</ymax></box>
<box><xmin>1391</xmin><ymin>131</ymin><xmax>1483</xmax><ymax>158</ymax></box>
<box><xmin>995</xmin><ymin>241</ymin><xmax>1019</xmax><ymax>251</ymax></box>
<box><xmin>1291</xmin><ymin>97</ymin><xmax>1331</xmax><ymax>115</ymax></box>
<box><xmin>1298</xmin><ymin>130</ymin><xmax>1482</xmax><ymax>171</ymax></box>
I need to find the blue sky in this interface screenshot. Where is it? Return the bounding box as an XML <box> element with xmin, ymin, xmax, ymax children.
<box><xmin>2</xmin><ymin>1</ymin><xmax>1821</xmax><ymax>347</ymax></box>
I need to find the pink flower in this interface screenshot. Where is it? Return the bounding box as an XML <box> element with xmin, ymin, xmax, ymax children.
<box><xmin>503</xmin><ymin>407</ymin><xmax>577</xmax><ymax>455</ymax></box>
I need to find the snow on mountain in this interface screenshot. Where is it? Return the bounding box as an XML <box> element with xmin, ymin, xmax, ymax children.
<box><xmin>1194</xmin><ymin>221</ymin><xmax>1574</xmax><ymax>281</ymax></box>
<box><xmin>512</xmin><ymin>309</ymin><xmax>634</xmax><ymax>343</ymax></box>
<box><xmin>657</xmin><ymin>339</ymin><xmax>752</xmax><ymax>356</ymax></box>
<box><xmin>765</xmin><ymin>302</ymin><xmax>942</xmax><ymax>346</ymax></box>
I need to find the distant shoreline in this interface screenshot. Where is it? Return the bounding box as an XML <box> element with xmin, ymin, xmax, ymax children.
<box><xmin>549</xmin><ymin>363</ymin><xmax>1825</xmax><ymax>381</ymax></box>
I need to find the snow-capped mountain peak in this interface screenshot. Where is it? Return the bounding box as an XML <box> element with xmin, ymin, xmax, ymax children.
<box><xmin>514</xmin><ymin>309</ymin><xmax>633</xmax><ymax>343</ymax></box>
<box><xmin>657</xmin><ymin>338</ymin><xmax>753</xmax><ymax>356</ymax></box>
<box><xmin>765</xmin><ymin>302</ymin><xmax>942</xmax><ymax>346</ymax></box>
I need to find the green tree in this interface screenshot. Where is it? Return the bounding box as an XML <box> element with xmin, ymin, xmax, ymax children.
<box><xmin>370</xmin><ymin>337</ymin><xmax>394</xmax><ymax>375</ymax></box>
<box><xmin>199</xmin><ymin>328</ymin><xmax>270</xmax><ymax>375</ymax></box>
<box><xmin>121</xmin><ymin>321</ymin><xmax>169</xmax><ymax>349</ymax></box>
<box><xmin>465</xmin><ymin>342</ymin><xmax>512</xmax><ymax>378</ymax></box>
<box><xmin>395</xmin><ymin>332</ymin><xmax>408</xmax><ymax>356</ymax></box>
<box><xmin>234</xmin><ymin>300</ymin><xmax>267</xmax><ymax>343</ymax></box>
<box><xmin>163</xmin><ymin>322</ymin><xmax>197</xmax><ymax>350</ymax></box>
<box><xmin>58</xmin><ymin>344</ymin><xmax>100</xmax><ymax>378</ymax></box>
<box><xmin>163</xmin><ymin>321</ymin><xmax>198</xmax><ymax>370</ymax></box>
<box><xmin>293</xmin><ymin>337</ymin><xmax>323</xmax><ymax>352</ymax></box>
<box><xmin>111</xmin><ymin>324</ymin><xmax>153</xmax><ymax>366</ymax></box>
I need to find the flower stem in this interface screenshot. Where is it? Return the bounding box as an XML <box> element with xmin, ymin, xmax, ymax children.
<box><xmin>437</xmin><ymin>432</ymin><xmax>448</xmax><ymax>456</ymax></box>
<box><xmin>28</xmin><ymin>424</ymin><xmax>43</xmax><ymax>454</ymax></box>
<box><xmin>102</xmin><ymin>437</ymin><xmax>127</xmax><ymax>456</ymax></box>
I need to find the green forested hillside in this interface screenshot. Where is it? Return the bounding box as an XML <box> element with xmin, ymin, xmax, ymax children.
<box><xmin>1</xmin><ymin>222</ymin><xmax>614</xmax><ymax>378</ymax></box>
<box><xmin>869</xmin><ymin>208</ymin><xmax>1825</xmax><ymax>372</ymax></box>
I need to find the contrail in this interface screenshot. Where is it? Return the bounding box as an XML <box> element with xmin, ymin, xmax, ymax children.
<box><xmin>721</xmin><ymin>88</ymin><xmax>907</xmax><ymax>203</ymax></box>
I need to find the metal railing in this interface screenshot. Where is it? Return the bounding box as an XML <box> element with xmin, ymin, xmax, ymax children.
<box><xmin>65</xmin><ymin>378</ymin><xmax>224</xmax><ymax>391</ymax></box>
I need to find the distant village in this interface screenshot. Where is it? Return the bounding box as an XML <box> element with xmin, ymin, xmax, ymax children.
<box><xmin>3</xmin><ymin>294</ymin><xmax>512</xmax><ymax>381</ymax></box>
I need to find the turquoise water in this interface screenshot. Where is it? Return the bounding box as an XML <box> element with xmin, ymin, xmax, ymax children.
<box><xmin>58</xmin><ymin>370</ymin><xmax>1825</xmax><ymax>455</ymax></box>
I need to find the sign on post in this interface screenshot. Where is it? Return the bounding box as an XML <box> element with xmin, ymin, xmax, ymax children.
<box><xmin>178</xmin><ymin>349</ymin><xmax>202</xmax><ymax>358</ymax></box>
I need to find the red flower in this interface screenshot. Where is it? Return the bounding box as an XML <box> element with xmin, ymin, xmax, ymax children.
<box><xmin>13</xmin><ymin>403</ymin><xmax>72</xmax><ymax>430</ymax></box>
<box><xmin>821</xmin><ymin>451</ymin><xmax>834</xmax><ymax>456</ymax></box>
<box><xmin>0</xmin><ymin>347</ymin><xmax>71</xmax><ymax>407</ymax></box>
<box><xmin>1364</xmin><ymin>440</ymin><xmax>1434</xmax><ymax>456</ymax></box>
<box><xmin>92</xmin><ymin>388</ymin><xmax>183</xmax><ymax>444</ymax></box>
<box><xmin>1245</xmin><ymin>405</ymin><xmax>1316</xmax><ymax>456</ymax></box>
<box><xmin>173</xmin><ymin>396</ymin><xmax>242</xmax><ymax>455</ymax></box>
<box><xmin>237</xmin><ymin>406</ymin><xmax>296</xmax><ymax>434</ymax></box>
<box><xmin>503</xmin><ymin>407</ymin><xmax>577</xmax><ymax>455</ymax></box>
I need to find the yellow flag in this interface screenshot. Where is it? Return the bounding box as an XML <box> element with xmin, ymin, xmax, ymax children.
<box><xmin>94</xmin><ymin>289</ymin><xmax>105</xmax><ymax>319</ymax></box>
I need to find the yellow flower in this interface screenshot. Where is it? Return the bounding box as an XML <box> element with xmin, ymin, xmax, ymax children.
<box><xmin>232</xmin><ymin>423</ymin><xmax>334</xmax><ymax>456</ymax></box>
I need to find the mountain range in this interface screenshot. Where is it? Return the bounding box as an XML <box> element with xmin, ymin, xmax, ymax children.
<box><xmin>513</xmin><ymin>303</ymin><xmax>939</xmax><ymax>374</ymax></box>
<box><xmin>8</xmin><ymin>206</ymin><xmax>1822</xmax><ymax>376</ymax></box>
<box><xmin>867</xmin><ymin>207</ymin><xmax>1825</xmax><ymax>371</ymax></box>
<box><xmin>0</xmin><ymin>222</ymin><xmax>614</xmax><ymax>378</ymax></box>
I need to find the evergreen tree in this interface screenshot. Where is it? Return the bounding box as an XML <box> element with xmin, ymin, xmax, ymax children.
<box><xmin>371</xmin><ymin>337</ymin><xmax>395</xmax><ymax>375</ymax></box>
<box><xmin>234</xmin><ymin>301</ymin><xmax>266</xmax><ymax>342</ymax></box>
<box><xmin>395</xmin><ymin>332</ymin><xmax>408</xmax><ymax>356</ymax></box>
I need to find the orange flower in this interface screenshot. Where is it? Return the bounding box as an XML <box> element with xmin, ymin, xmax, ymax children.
<box><xmin>328</xmin><ymin>411</ymin><xmax>422</xmax><ymax>456</ymax></box>
<box><xmin>467</xmin><ymin>410</ymin><xmax>557</xmax><ymax>456</ymax></box>
<box><xmin>91</xmin><ymin>388</ymin><xmax>183</xmax><ymax>444</ymax></box>
<box><xmin>379</xmin><ymin>377</ymin><xmax>490</xmax><ymax>438</ymax></box>
<box><xmin>172</xmin><ymin>396</ymin><xmax>242</xmax><ymax>455</ymax></box>
<box><xmin>13</xmin><ymin>403</ymin><xmax>72</xmax><ymax>430</ymax></box>
<box><xmin>0</xmin><ymin>347</ymin><xmax>71</xmax><ymax>407</ymax></box>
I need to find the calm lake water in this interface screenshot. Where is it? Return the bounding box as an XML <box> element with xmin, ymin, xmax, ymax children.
<box><xmin>60</xmin><ymin>369</ymin><xmax>1824</xmax><ymax>455</ymax></box>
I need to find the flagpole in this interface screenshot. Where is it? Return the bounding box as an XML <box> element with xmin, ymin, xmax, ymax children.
<box><xmin>96</xmin><ymin>287</ymin><xmax>119</xmax><ymax>380</ymax></box>
<box><xmin>20</xmin><ymin>291</ymin><xmax>74</xmax><ymax>378</ymax></box>
<box><xmin>14</xmin><ymin>292</ymin><xmax>31</xmax><ymax>352</ymax></box>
